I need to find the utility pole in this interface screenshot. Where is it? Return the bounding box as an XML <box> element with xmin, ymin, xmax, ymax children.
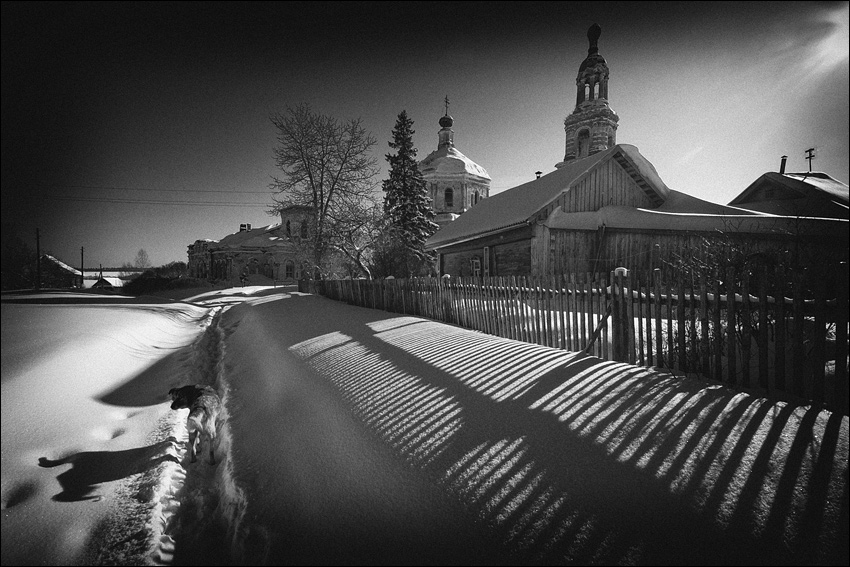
<box><xmin>80</xmin><ymin>247</ymin><xmax>84</xmax><ymax>289</ymax></box>
<box><xmin>805</xmin><ymin>147</ymin><xmax>815</xmax><ymax>172</ymax></box>
<box><xmin>35</xmin><ymin>228</ymin><xmax>41</xmax><ymax>291</ymax></box>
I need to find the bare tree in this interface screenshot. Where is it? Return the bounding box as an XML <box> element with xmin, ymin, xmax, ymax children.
<box><xmin>328</xmin><ymin>194</ymin><xmax>383</xmax><ymax>278</ymax></box>
<box><xmin>268</xmin><ymin>104</ymin><xmax>379</xmax><ymax>279</ymax></box>
<box><xmin>133</xmin><ymin>248</ymin><xmax>151</xmax><ymax>269</ymax></box>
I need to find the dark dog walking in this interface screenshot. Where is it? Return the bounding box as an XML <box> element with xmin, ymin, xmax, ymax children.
<box><xmin>168</xmin><ymin>385</ymin><xmax>222</xmax><ymax>464</ymax></box>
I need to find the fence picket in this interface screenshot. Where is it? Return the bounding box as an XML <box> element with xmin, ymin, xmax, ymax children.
<box><xmin>654</xmin><ymin>270</ymin><xmax>664</xmax><ymax>368</ymax></box>
<box><xmin>677</xmin><ymin>281</ymin><xmax>687</xmax><ymax>372</ymax></box>
<box><xmin>726</xmin><ymin>267</ymin><xmax>737</xmax><ymax>388</ymax></box>
<box><xmin>712</xmin><ymin>270</ymin><xmax>722</xmax><ymax>382</ymax></box>
<box><xmin>812</xmin><ymin>280</ymin><xmax>827</xmax><ymax>407</ymax></box>
<box><xmin>699</xmin><ymin>271</ymin><xmax>710</xmax><ymax>378</ymax></box>
<box><xmin>636</xmin><ymin>273</ymin><xmax>645</xmax><ymax>365</ymax></box>
<box><xmin>741</xmin><ymin>275</ymin><xmax>752</xmax><ymax>389</ymax></box>
<box><xmin>758</xmin><ymin>269</ymin><xmax>769</xmax><ymax>391</ymax></box>
<box><xmin>835</xmin><ymin>263</ymin><xmax>849</xmax><ymax>416</ymax></box>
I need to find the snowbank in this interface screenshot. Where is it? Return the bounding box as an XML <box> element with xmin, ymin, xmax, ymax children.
<box><xmin>1</xmin><ymin>296</ymin><xmax>214</xmax><ymax>564</ymax></box>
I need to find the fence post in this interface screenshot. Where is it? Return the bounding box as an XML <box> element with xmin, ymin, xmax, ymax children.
<box><xmin>611</xmin><ymin>270</ymin><xmax>624</xmax><ymax>362</ymax></box>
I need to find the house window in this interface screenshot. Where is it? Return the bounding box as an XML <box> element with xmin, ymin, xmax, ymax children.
<box><xmin>285</xmin><ymin>261</ymin><xmax>294</xmax><ymax>279</ymax></box>
<box><xmin>483</xmin><ymin>247</ymin><xmax>490</xmax><ymax>277</ymax></box>
<box><xmin>471</xmin><ymin>257</ymin><xmax>481</xmax><ymax>277</ymax></box>
<box><xmin>445</xmin><ymin>188</ymin><xmax>454</xmax><ymax>208</ymax></box>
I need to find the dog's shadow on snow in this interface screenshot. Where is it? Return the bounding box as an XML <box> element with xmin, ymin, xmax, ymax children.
<box><xmin>38</xmin><ymin>438</ymin><xmax>179</xmax><ymax>502</ymax></box>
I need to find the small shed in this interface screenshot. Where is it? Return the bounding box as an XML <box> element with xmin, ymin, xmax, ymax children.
<box><xmin>91</xmin><ymin>277</ymin><xmax>124</xmax><ymax>290</ymax></box>
<box><xmin>728</xmin><ymin>171</ymin><xmax>849</xmax><ymax>219</ymax></box>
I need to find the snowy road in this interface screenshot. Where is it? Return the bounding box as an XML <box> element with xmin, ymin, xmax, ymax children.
<box><xmin>176</xmin><ymin>289</ymin><xmax>847</xmax><ymax>565</ymax></box>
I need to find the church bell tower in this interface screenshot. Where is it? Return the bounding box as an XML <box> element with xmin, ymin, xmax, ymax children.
<box><xmin>556</xmin><ymin>24</ymin><xmax>619</xmax><ymax>168</ymax></box>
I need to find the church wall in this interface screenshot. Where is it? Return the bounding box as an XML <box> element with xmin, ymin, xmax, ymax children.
<box><xmin>428</xmin><ymin>177</ymin><xmax>490</xmax><ymax>216</ymax></box>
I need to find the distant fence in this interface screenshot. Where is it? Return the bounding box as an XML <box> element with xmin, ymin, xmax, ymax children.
<box><xmin>301</xmin><ymin>266</ymin><xmax>849</xmax><ymax>415</ymax></box>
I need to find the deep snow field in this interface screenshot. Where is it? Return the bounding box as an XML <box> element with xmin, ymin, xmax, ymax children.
<box><xmin>1</xmin><ymin>288</ymin><xmax>253</xmax><ymax>565</ymax></box>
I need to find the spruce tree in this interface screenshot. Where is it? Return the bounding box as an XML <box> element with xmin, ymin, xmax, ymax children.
<box><xmin>382</xmin><ymin>110</ymin><xmax>439</xmax><ymax>276</ymax></box>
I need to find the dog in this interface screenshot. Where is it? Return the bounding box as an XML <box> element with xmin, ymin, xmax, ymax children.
<box><xmin>168</xmin><ymin>385</ymin><xmax>222</xmax><ymax>464</ymax></box>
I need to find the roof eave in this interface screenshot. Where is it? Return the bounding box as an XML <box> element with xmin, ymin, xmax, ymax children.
<box><xmin>426</xmin><ymin>221</ymin><xmax>529</xmax><ymax>251</ymax></box>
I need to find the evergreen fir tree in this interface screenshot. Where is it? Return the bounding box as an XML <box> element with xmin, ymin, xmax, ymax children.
<box><xmin>381</xmin><ymin>110</ymin><xmax>439</xmax><ymax>276</ymax></box>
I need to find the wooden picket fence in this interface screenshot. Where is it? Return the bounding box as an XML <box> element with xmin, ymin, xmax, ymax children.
<box><xmin>301</xmin><ymin>265</ymin><xmax>849</xmax><ymax>415</ymax></box>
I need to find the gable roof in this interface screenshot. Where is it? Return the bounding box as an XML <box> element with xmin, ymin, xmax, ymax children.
<box><xmin>425</xmin><ymin>144</ymin><xmax>671</xmax><ymax>249</ymax></box>
<box><xmin>42</xmin><ymin>254</ymin><xmax>82</xmax><ymax>276</ymax></box>
<box><xmin>215</xmin><ymin>223</ymin><xmax>290</xmax><ymax>250</ymax></box>
<box><xmin>728</xmin><ymin>172</ymin><xmax>849</xmax><ymax>218</ymax></box>
<box><xmin>91</xmin><ymin>277</ymin><xmax>123</xmax><ymax>288</ymax></box>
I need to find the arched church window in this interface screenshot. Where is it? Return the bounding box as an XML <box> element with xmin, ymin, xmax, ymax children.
<box><xmin>300</xmin><ymin>221</ymin><xmax>308</xmax><ymax>239</ymax></box>
<box><xmin>286</xmin><ymin>220</ymin><xmax>291</xmax><ymax>237</ymax></box>
<box><xmin>474</xmin><ymin>191</ymin><xmax>480</xmax><ymax>205</ymax></box>
<box><xmin>584</xmin><ymin>84</ymin><xmax>590</xmax><ymax>101</ymax></box>
<box><xmin>593</xmin><ymin>83</ymin><xmax>600</xmax><ymax>98</ymax></box>
<box><xmin>576</xmin><ymin>130</ymin><xmax>590</xmax><ymax>158</ymax></box>
<box><xmin>285</xmin><ymin>260</ymin><xmax>294</xmax><ymax>279</ymax></box>
<box><xmin>445</xmin><ymin>188</ymin><xmax>454</xmax><ymax>208</ymax></box>
<box><xmin>607</xmin><ymin>133</ymin><xmax>614</xmax><ymax>148</ymax></box>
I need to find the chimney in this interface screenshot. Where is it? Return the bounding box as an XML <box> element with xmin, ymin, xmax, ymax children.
<box><xmin>779</xmin><ymin>155</ymin><xmax>787</xmax><ymax>174</ymax></box>
<box><xmin>535</xmin><ymin>171</ymin><xmax>542</xmax><ymax>179</ymax></box>
<box><xmin>247</xmin><ymin>223</ymin><xmax>251</xmax><ymax>231</ymax></box>
<box><xmin>240</xmin><ymin>223</ymin><xmax>247</xmax><ymax>232</ymax></box>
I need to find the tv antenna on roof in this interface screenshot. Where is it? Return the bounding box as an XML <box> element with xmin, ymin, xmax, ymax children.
<box><xmin>804</xmin><ymin>147</ymin><xmax>815</xmax><ymax>172</ymax></box>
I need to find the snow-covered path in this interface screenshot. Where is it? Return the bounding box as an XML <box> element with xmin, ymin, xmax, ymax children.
<box><xmin>173</xmin><ymin>292</ymin><xmax>509</xmax><ymax>565</ymax></box>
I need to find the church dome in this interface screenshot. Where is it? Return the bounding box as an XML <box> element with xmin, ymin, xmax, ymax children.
<box><xmin>420</xmin><ymin>146</ymin><xmax>490</xmax><ymax>180</ymax></box>
<box><xmin>439</xmin><ymin>114</ymin><xmax>454</xmax><ymax>128</ymax></box>
<box><xmin>579</xmin><ymin>52</ymin><xmax>607</xmax><ymax>73</ymax></box>
<box><xmin>578</xmin><ymin>24</ymin><xmax>607</xmax><ymax>73</ymax></box>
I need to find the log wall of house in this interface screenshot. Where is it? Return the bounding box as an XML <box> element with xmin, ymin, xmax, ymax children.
<box><xmin>537</xmin><ymin>226</ymin><xmax>849</xmax><ymax>278</ymax></box>
<box><xmin>532</xmin><ymin>159</ymin><xmax>655</xmax><ymax>223</ymax></box>
<box><xmin>439</xmin><ymin>226</ymin><xmax>533</xmax><ymax>277</ymax></box>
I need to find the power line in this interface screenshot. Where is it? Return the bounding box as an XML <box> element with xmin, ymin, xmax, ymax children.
<box><xmin>33</xmin><ymin>183</ymin><xmax>271</xmax><ymax>194</ymax></box>
<box><xmin>42</xmin><ymin>195</ymin><xmax>270</xmax><ymax>207</ymax></box>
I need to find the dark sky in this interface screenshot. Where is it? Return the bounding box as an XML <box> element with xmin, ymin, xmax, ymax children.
<box><xmin>3</xmin><ymin>1</ymin><xmax>847</xmax><ymax>267</ymax></box>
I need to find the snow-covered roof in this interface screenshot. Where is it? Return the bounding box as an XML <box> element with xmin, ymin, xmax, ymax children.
<box><xmin>425</xmin><ymin>144</ymin><xmax>671</xmax><ymax>249</ymax></box>
<box><xmin>42</xmin><ymin>254</ymin><xmax>81</xmax><ymax>276</ymax></box>
<box><xmin>215</xmin><ymin>223</ymin><xmax>290</xmax><ymax>250</ymax></box>
<box><xmin>419</xmin><ymin>146</ymin><xmax>491</xmax><ymax>180</ymax></box>
<box><xmin>545</xmin><ymin>202</ymin><xmax>848</xmax><ymax>235</ymax></box>
<box><xmin>728</xmin><ymin>171</ymin><xmax>849</xmax><ymax>218</ymax></box>
<box><xmin>91</xmin><ymin>277</ymin><xmax>124</xmax><ymax>288</ymax></box>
